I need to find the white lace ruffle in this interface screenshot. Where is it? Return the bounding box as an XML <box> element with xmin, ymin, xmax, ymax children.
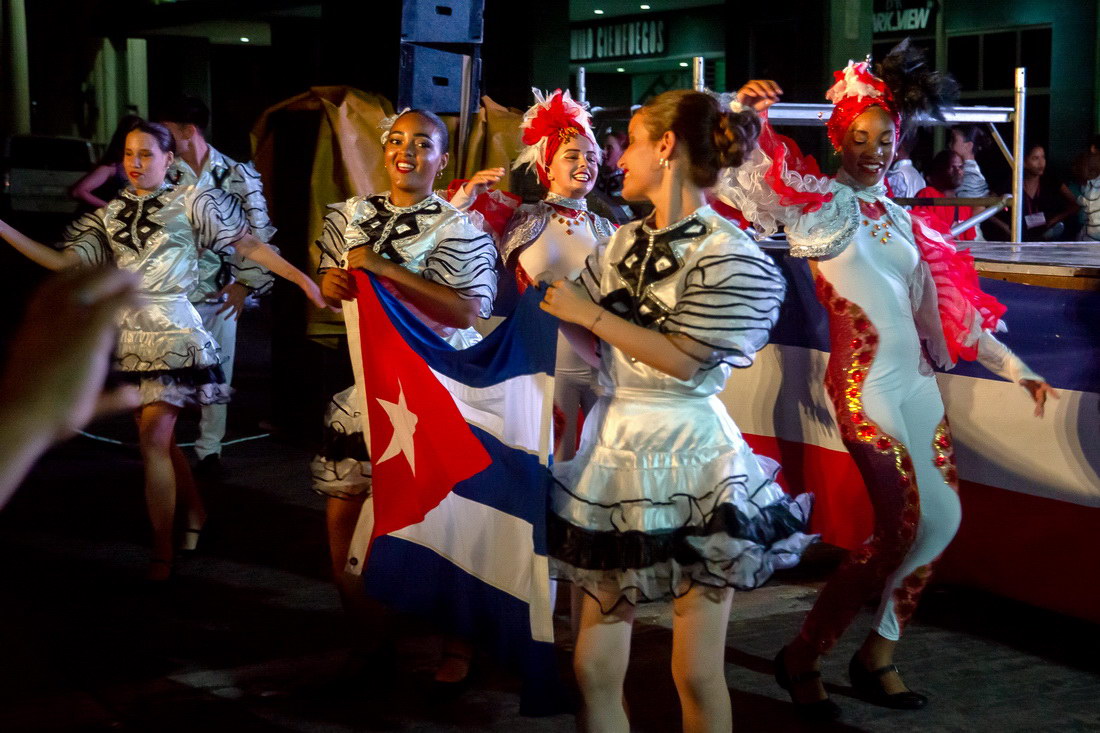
<box><xmin>714</xmin><ymin>144</ymin><xmax>833</xmax><ymax>240</ymax></box>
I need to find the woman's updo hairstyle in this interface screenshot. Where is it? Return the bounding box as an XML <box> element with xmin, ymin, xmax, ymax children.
<box><xmin>640</xmin><ymin>90</ymin><xmax>760</xmax><ymax>187</ymax></box>
<box><xmin>392</xmin><ymin>108</ymin><xmax>450</xmax><ymax>151</ymax></box>
<box><xmin>126</xmin><ymin>118</ymin><xmax>176</xmax><ymax>155</ymax></box>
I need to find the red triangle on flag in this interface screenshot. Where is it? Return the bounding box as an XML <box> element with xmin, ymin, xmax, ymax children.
<box><xmin>351</xmin><ymin>270</ymin><xmax>492</xmax><ymax>544</ymax></box>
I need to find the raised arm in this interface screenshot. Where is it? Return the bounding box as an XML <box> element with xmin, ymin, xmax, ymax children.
<box><xmin>233</xmin><ymin>234</ymin><xmax>328</xmax><ymax>310</ymax></box>
<box><xmin>0</xmin><ymin>218</ymin><xmax>80</xmax><ymax>271</ymax></box>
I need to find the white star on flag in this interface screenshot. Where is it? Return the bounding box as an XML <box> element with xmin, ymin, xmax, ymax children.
<box><xmin>375</xmin><ymin>379</ymin><xmax>418</xmax><ymax>475</ymax></box>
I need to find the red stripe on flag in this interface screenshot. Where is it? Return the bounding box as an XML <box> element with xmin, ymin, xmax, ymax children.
<box><xmin>352</xmin><ymin>271</ymin><xmax>492</xmax><ymax>543</ymax></box>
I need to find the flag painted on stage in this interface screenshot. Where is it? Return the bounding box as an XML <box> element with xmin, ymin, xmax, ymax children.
<box><xmin>345</xmin><ymin>270</ymin><xmax>563</xmax><ymax>715</ymax></box>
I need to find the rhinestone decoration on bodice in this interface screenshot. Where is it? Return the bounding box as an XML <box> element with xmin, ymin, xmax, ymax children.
<box><xmin>600</xmin><ymin>216</ymin><xmax>705</xmax><ymax>327</ymax></box>
<box><xmin>355</xmin><ymin>195</ymin><xmax>443</xmax><ymax>264</ymax></box>
<box><xmin>113</xmin><ymin>188</ymin><xmax>170</xmax><ymax>252</ymax></box>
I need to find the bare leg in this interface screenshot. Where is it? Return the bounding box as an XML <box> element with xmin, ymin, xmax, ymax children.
<box><xmin>671</xmin><ymin>586</ymin><xmax>734</xmax><ymax>733</ymax></box>
<box><xmin>137</xmin><ymin>402</ymin><xmax>181</xmax><ymax>580</ymax></box>
<box><xmin>573</xmin><ymin>589</ymin><xmax>634</xmax><ymax>733</ymax></box>
<box><xmin>326</xmin><ymin>495</ymin><xmax>387</xmax><ymax>656</ymax></box>
<box><xmin>170</xmin><ymin>442</ymin><xmax>205</xmax><ymax>550</ymax></box>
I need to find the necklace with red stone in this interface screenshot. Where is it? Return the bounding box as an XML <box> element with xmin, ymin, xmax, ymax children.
<box><xmin>548</xmin><ymin>203</ymin><xmax>588</xmax><ymax>235</ymax></box>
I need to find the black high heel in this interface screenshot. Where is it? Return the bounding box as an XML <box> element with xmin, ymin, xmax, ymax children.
<box><xmin>848</xmin><ymin>653</ymin><xmax>928</xmax><ymax>710</ymax></box>
<box><xmin>774</xmin><ymin>646</ymin><xmax>842</xmax><ymax>721</ymax></box>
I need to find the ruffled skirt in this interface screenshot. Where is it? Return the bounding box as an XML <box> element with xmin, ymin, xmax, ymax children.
<box><xmin>549</xmin><ymin>391</ymin><xmax>816</xmax><ymax>612</ymax></box>
<box><xmin>112</xmin><ymin>296</ymin><xmax>230</xmax><ymax>408</ymax></box>
<box><xmin>310</xmin><ymin>385</ymin><xmax>372</xmax><ymax>499</ymax></box>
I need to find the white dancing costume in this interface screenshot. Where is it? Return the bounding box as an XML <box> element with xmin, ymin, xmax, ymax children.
<box><xmin>309</xmin><ymin>193</ymin><xmax>497</xmax><ymax>498</ymax></box>
<box><xmin>548</xmin><ymin>205</ymin><xmax>816</xmax><ymax>611</ymax></box>
<box><xmin>63</xmin><ymin>183</ymin><xmax>249</xmax><ymax>407</ymax></box>
<box><xmin>173</xmin><ymin>147</ymin><xmax>277</xmax><ymax>459</ymax></box>
<box><xmin>500</xmin><ymin>192</ymin><xmax>615</xmax><ymax>460</ymax></box>
<box><xmin>719</xmin><ymin>156</ymin><xmax>1040</xmax><ymax>647</ymax></box>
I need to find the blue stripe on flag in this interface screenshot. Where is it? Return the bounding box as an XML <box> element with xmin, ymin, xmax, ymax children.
<box><xmin>366</xmin><ymin>274</ymin><xmax>559</xmax><ymax>385</ymax></box>
<box><xmin>450</xmin><ymin>426</ymin><xmax>551</xmax><ymax>555</ymax></box>
<box><xmin>762</xmin><ymin>252</ymin><xmax>1100</xmax><ymax>393</ymax></box>
<box><xmin>364</xmin><ymin>536</ymin><xmax>566</xmax><ymax>715</ymax></box>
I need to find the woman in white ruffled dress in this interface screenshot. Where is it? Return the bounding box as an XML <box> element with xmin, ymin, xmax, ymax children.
<box><xmin>540</xmin><ymin>89</ymin><xmax>816</xmax><ymax>733</ymax></box>
<box><xmin>0</xmin><ymin>119</ymin><xmax>326</xmax><ymax>580</ymax></box>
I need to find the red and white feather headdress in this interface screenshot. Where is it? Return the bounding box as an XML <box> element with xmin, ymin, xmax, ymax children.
<box><xmin>824</xmin><ymin>59</ymin><xmax>901</xmax><ymax>151</ymax></box>
<box><xmin>513</xmin><ymin>88</ymin><xmax>600</xmax><ymax>187</ymax></box>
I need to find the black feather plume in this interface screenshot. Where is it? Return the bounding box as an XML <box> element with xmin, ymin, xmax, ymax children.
<box><xmin>875</xmin><ymin>38</ymin><xmax>959</xmax><ymax>139</ymax></box>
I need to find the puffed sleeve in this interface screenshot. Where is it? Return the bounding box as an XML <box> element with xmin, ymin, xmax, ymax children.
<box><xmin>574</xmin><ymin>239</ymin><xmax>609</xmax><ymax>303</ymax></box>
<box><xmin>659</xmin><ymin>232</ymin><xmax>786</xmax><ymax>368</ymax></box>
<box><xmin>224</xmin><ymin>161</ymin><xmax>277</xmax><ymax>295</ymax></box>
<box><xmin>422</xmin><ymin>215</ymin><xmax>499</xmax><ymax>318</ymax></box>
<box><xmin>190</xmin><ymin>187</ymin><xmax>249</xmax><ymax>255</ymax></box>
<box><xmin>60</xmin><ymin>210</ymin><xmax>111</xmax><ymax>268</ymax></box>
<box><xmin>315</xmin><ymin>203</ymin><xmax>351</xmax><ymax>273</ymax></box>
<box><xmin>229</xmin><ymin>161</ymin><xmax>277</xmax><ymax>243</ymax></box>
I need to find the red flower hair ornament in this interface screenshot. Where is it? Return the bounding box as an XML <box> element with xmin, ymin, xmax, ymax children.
<box><xmin>825</xmin><ymin>60</ymin><xmax>902</xmax><ymax>152</ymax></box>
<box><xmin>513</xmin><ymin>88</ymin><xmax>601</xmax><ymax>187</ymax></box>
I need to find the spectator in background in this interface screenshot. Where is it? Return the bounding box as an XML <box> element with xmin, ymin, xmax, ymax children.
<box><xmin>913</xmin><ymin>150</ymin><xmax>978</xmax><ymax>242</ymax></box>
<box><xmin>1072</xmin><ymin>149</ymin><xmax>1100</xmax><ymax>241</ymax></box>
<box><xmin>1021</xmin><ymin>143</ymin><xmax>1079</xmax><ymax>241</ymax></box>
<box><xmin>69</xmin><ymin>115</ymin><xmax>142</xmax><ymax>210</ymax></box>
<box><xmin>885</xmin><ymin>138</ymin><xmax>925</xmax><ymax>199</ymax></box>
<box><xmin>592</xmin><ymin>129</ymin><xmax>635</xmax><ymax>224</ymax></box>
<box><xmin>950</xmin><ymin>124</ymin><xmax>991</xmax><ymax>200</ymax></box>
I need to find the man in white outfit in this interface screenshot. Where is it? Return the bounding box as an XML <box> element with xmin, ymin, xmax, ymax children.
<box><xmin>157</xmin><ymin>97</ymin><xmax>277</xmax><ymax>478</ymax></box>
<box><xmin>885</xmin><ymin>141</ymin><xmax>925</xmax><ymax>199</ymax></box>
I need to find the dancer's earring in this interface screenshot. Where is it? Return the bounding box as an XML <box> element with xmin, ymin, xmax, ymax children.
<box><xmin>658</xmin><ymin>157</ymin><xmax>670</xmax><ymax>169</ymax></box>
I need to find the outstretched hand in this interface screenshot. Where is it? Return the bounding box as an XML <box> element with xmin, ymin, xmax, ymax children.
<box><xmin>737</xmin><ymin>79</ymin><xmax>783</xmax><ymax>111</ymax></box>
<box><xmin>462</xmin><ymin>167</ymin><xmax>506</xmax><ymax>199</ymax></box>
<box><xmin>1021</xmin><ymin>379</ymin><xmax>1060</xmax><ymax>418</ymax></box>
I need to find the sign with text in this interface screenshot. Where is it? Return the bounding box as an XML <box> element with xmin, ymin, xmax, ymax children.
<box><xmin>570</xmin><ymin>15</ymin><xmax>667</xmax><ymax>63</ymax></box>
<box><xmin>873</xmin><ymin>0</ymin><xmax>937</xmax><ymax>37</ymax></box>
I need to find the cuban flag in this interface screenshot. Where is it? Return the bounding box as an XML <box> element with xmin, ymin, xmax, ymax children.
<box><xmin>723</xmin><ymin>251</ymin><xmax>1100</xmax><ymax>624</ymax></box>
<box><xmin>341</xmin><ymin>270</ymin><xmax>563</xmax><ymax>715</ymax></box>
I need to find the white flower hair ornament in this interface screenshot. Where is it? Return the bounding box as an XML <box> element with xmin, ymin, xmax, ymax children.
<box><xmin>378</xmin><ymin>108</ymin><xmax>411</xmax><ymax>146</ymax></box>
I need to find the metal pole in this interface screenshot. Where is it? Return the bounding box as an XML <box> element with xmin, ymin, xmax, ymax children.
<box><xmin>692</xmin><ymin>56</ymin><xmax>705</xmax><ymax>92</ymax></box>
<box><xmin>457</xmin><ymin>53</ymin><xmax>473</xmax><ymax>176</ymax></box>
<box><xmin>6</xmin><ymin>0</ymin><xmax>31</xmax><ymax>134</ymax></box>
<box><xmin>1011</xmin><ymin>67</ymin><xmax>1026</xmax><ymax>243</ymax></box>
<box><xmin>577</xmin><ymin>66</ymin><xmax>586</xmax><ymax>105</ymax></box>
<box><xmin>987</xmin><ymin>121</ymin><xmax>1013</xmax><ymax>167</ymax></box>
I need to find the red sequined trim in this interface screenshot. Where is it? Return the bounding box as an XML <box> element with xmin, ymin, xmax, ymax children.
<box><xmin>816</xmin><ymin>273</ymin><xmax>921</xmax><ymax>540</ymax></box>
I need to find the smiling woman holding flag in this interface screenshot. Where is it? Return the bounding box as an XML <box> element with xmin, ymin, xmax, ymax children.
<box><xmin>310</xmin><ymin>108</ymin><xmax>498</xmax><ymax>686</ymax></box>
<box><xmin>540</xmin><ymin>90</ymin><xmax>816</xmax><ymax>733</ymax></box>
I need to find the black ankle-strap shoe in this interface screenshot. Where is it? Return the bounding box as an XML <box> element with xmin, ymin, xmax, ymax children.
<box><xmin>848</xmin><ymin>653</ymin><xmax>928</xmax><ymax>710</ymax></box>
<box><xmin>774</xmin><ymin>647</ymin><xmax>842</xmax><ymax>721</ymax></box>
